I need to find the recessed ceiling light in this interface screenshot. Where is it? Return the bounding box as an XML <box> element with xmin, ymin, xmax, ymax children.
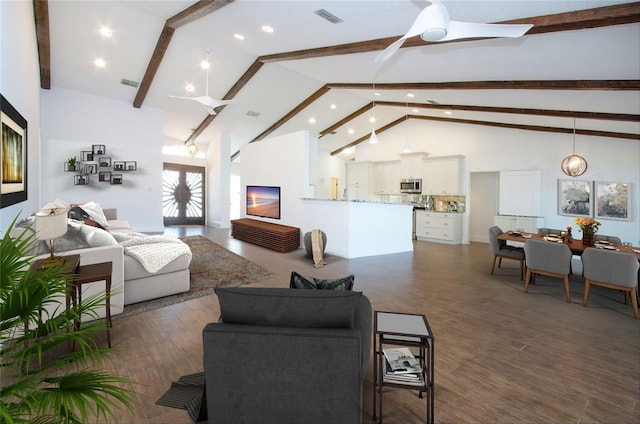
<box><xmin>330</xmin><ymin>104</ymin><xmax>336</xmax><ymax>109</ymax></box>
<box><xmin>262</xmin><ymin>25</ymin><xmax>274</xmax><ymax>33</ymax></box>
<box><xmin>308</xmin><ymin>117</ymin><xmax>316</xmax><ymax>124</ymax></box>
<box><xmin>233</xmin><ymin>33</ymin><xmax>245</xmax><ymax>40</ymax></box>
<box><xmin>94</xmin><ymin>58</ymin><xmax>106</xmax><ymax>68</ymax></box>
<box><xmin>348</xmin><ymin>128</ymin><xmax>354</xmax><ymax>134</ymax></box>
<box><xmin>412</xmin><ymin>108</ymin><xmax>420</xmax><ymax>113</ymax></box>
<box><xmin>369</xmin><ymin>116</ymin><xmax>376</xmax><ymax>124</ymax></box>
<box><xmin>444</xmin><ymin>110</ymin><xmax>453</xmax><ymax>115</ymax></box>
<box><xmin>185</xmin><ymin>84</ymin><xmax>194</xmax><ymax>92</ymax></box>
<box><xmin>374</xmin><ymin>92</ymin><xmax>381</xmax><ymax>97</ymax></box>
<box><xmin>406</xmin><ymin>93</ymin><xmax>415</xmax><ymax>98</ymax></box>
<box><xmin>100</xmin><ymin>26</ymin><xmax>112</xmax><ymax>37</ymax></box>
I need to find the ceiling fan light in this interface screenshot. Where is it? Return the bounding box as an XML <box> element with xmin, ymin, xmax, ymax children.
<box><xmin>421</xmin><ymin>27</ymin><xmax>447</xmax><ymax>42</ymax></box>
<box><xmin>560</xmin><ymin>154</ymin><xmax>588</xmax><ymax>177</ymax></box>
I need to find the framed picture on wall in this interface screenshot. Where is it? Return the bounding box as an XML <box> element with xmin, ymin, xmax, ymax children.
<box><xmin>595</xmin><ymin>181</ymin><xmax>630</xmax><ymax>220</ymax></box>
<box><xmin>558</xmin><ymin>179</ymin><xmax>592</xmax><ymax>217</ymax></box>
<box><xmin>1</xmin><ymin>94</ymin><xmax>28</xmax><ymax>208</ymax></box>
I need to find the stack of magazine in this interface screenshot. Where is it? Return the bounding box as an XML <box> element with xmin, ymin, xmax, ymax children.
<box><xmin>383</xmin><ymin>347</ymin><xmax>424</xmax><ymax>387</ymax></box>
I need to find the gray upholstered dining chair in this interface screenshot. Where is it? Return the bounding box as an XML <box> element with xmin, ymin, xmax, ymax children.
<box><xmin>538</xmin><ymin>228</ymin><xmax>563</xmax><ymax>236</ymax></box>
<box><xmin>488</xmin><ymin>226</ymin><xmax>525</xmax><ymax>280</ymax></box>
<box><xmin>581</xmin><ymin>247</ymin><xmax>639</xmax><ymax>319</ymax></box>
<box><xmin>523</xmin><ymin>239</ymin><xmax>573</xmax><ymax>302</ymax></box>
<box><xmin>594</xmin><ymin>234</ymin><xmax>623</xmax><ymax>245</ymax></box>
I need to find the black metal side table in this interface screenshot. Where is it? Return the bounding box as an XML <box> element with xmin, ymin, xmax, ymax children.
<box><xmin>372</xmin><ymin>311</ymin><xmax>434</xmax><ymax>423</ymax></box>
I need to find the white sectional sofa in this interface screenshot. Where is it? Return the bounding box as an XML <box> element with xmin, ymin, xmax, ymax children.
<box><xmin>13</xmin><ymin>206</ymin><xmax>192</xmax><ymax>319</ymax></box>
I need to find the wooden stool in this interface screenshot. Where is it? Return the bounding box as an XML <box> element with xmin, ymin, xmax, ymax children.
<box><xmin>69</xmin><ymin>262</ymin><xmax>113</xmax><ymax>347</ymax></box>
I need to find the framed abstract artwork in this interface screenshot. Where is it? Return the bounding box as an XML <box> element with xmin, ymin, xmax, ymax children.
<box><xmin>1</xmin><ymin>94</ymin><xmax>28</xmax><ymax>208</ymax></box>
<box><xmin>595</xmin><ymin>181</ymin><xmax>630</xmax><ymax>220</ymax></box>
<box><xmin>558</xmin><ymin>179</ymin><xmax>592</xmax><ymax>217</ymax></box>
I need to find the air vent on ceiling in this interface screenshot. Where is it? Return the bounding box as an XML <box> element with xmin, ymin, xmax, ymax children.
<box><xmin>246</xmin><ymin>110</ymin><xmax>260</xmax><ymax>117</ymax></box>
<box><xmin>120</xmin><ymin>78</ymin><xmax>139</xmax><ymax>88</ymax></box>
<box><xmin>329</xmin><ymin>131</ymin><xmax>337</xmax><ymax>135</ymax></box>
<box><xmin>426</xmin><ymin>99</ymin><xmax>440</xmax><ymax>105</ymax></box>
<box><xmin>313</xmin><ymin>9</ymin><xmax>343</xmax><ymax>24</ymax></box>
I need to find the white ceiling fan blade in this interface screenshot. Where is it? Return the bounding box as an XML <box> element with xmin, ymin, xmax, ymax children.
<box><xmin>201</xmin><ymin>98</ymin><xmax>235</xmax><ymax>109</ymax></box>
<box><xmin>376</xmin><ymin>37</ymin><xmax>410</xmax><ymax>63</ymax></box>
<box><xmin>168</xmin><ymin>95</ymin><xmax>196</xmax><ymax>101</ymax></box>
<box><xmin>376</xmin><ymin>3</ymin><xmax>441</xmax><ymax>62</ymax></box>
<box><xmin>439</xmin><ymin>21</ymin><xmax>533</xmax><ymax>42</ymax></box>
<box><xmin>203</xmin><ymin>106</ymin><xmax>216</xmax><ymax>115</ymax></box>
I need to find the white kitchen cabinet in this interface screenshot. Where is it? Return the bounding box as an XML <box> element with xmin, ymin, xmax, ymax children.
<box><xmin>415</xmin><ymin>211</ymin><xmax>463</xmax><ymax>244</ymax></box>
<box><xmin>494</xmin><ymin>215</ymin><xmax>544</xmax><ymax>233</ymax></box>
<box><xmin>346</xmin><ymin>161</ymin><xmax>374</xmax><ymax>201</ymax></box>
<box><xmin>399</xmin><ymin>152</ymin><xmax>428</xmax><ymax>179</ymax></box>
<box><xmin>499</xmin><ymin>170</ymin><xmax>542</xmax><ymax>216</ymax></box>
<box><xmin>374</xmin><ymin>160</ymin><xmax>401</xmax><ymax>195</ymax></box>
<box><xmin>422</xmin><ymin>156</ymin><xmax>463</xmax><ymax>195</ymax></box>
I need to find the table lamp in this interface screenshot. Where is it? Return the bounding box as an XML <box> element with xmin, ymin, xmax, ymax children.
<box><xmin>35</xmin><ymin>207</ymin><xmax>68</xmax><ymax>267</ymax></box>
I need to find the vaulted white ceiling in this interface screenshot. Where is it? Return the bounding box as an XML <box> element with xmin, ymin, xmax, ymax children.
<box><xmin>45</xmin><ymin>0</ymin><xmax>640</xmax><ymax>159</ymax></box>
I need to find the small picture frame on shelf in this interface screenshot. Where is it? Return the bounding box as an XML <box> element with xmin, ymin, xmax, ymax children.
<box><xmin>125</xmin><ymin>161</ymin><xmax>137</xmax><ymax>171</ymax></box>
<box><xmin>99</xmin><ymin>157</ymin><xmax>112</xmax><ymax>167</ymax></box>
<box><xmin>92</xmin><ymin>144</ymin><xmax>106</xmax><ymax>155</ymax></box>
<box><xmin>113</xmin><ymin>161</ymin><xmax>125</xmax><ymax>171</ymax></box>
<box><xmin>110</xmin><ymin>174</ymin><xmax>123</xmax><ymax>185</ymax></box>
<box><xmin>99</xmin><ymin>171</ymin><xmax>111</xmax><ymax>182</ymax></box>
<box><xmin>74</xmin><ymin>174</ymin><xmax>89</xmax><ymax>185</ymax></box>
<box><xmin>84</xmin><ymin>163</ymin><xmax>98</xmax><ymax>174</ymax></box>
<box><xmin>81</xmin><ymin>150</ymin><xmax>93</xmax><ymax>161</ymax></box>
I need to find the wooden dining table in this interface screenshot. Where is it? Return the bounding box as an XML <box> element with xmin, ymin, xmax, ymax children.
<box><xmin>497</xmin><ymin>231</ymin><xmax>640</xmax><ymax>260</ymax></box>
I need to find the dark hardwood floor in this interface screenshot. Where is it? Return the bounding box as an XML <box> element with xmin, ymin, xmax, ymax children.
<box><xmin>98</xmin><ymin>226</ymin><xmax>639</xmax><ymax>424</ymax></box>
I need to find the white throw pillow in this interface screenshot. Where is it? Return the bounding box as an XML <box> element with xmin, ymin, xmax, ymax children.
<box><xmin>79</xmin><ymin>201</ymin><xmax>110</xmax><ymax>228</ymax></box>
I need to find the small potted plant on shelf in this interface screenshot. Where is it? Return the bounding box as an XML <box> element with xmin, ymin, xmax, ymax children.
<box><xmin>66</xmin><ymin>156</ymin><xmax>77</xmax><ymax>172</ymax></box>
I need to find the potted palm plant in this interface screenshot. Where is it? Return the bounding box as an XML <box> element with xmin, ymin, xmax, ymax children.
<box><xmin>0</xmin><ymin>215</ymin><xmax>135</xmax><ymax>423</ymax></box>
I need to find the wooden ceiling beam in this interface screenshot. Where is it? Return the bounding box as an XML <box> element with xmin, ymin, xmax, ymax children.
<box><xmin>329</xmin><ymin>80</ymin><xmax>640</xmax><ymax>91</ymax></box>
<box><xmin>330</xmin><ymin>114</ymin><xmax>640</xmax><ymax>156</ymax></box>
<box><xmin>375</xmin><ymin>101</ymin><xmax>640</xmax><ymax>122</ymax></box>
<box><xmin>133</xmin><ymin>0</ymin><xmax>233</xmax><ymax>109</ymax></box>
<box><xmin>319</xmin><ymin>103</ymin><xmax>375</xmax><ymax>137</ymax></box>
<box><xmin>331</xmin><ymin>117</ymin><xmax>407</xmax><ymax>156</ymax></box>
<box><xmin>248</xmin><ymin>84</ymin><xmax>331</xmax><ymax>144</ymax></box>
<box><xmin>33</xmin><ymin>0</ymin><xmax>51</xmax><ymax>89</ymax></box>
<box><xmin>260</xmin><ymin>2</ymin><xmax>640</xmax><ymax>62</ymax></box>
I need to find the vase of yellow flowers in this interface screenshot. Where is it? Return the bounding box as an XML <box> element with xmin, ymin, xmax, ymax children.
<box><xmin>574</xmin><ymin>217</ymin><xmax>601</xmax><ymax>245</ymax></box>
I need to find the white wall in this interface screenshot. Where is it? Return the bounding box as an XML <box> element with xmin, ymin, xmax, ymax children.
<box><xmin>206</xmin><ymin>133</ymin><xmax>230</xmax><ymax>228</ymax></box>
<box><xmin>350</xmin><ymin>119</ymin><xmax>640</xmax><ymax>245</ymax></box>
<box><xmin>0</xmin><ymin>0</ymin><xmax>42</xmax><ymax>230</ymax></box>
<box><xmin>40</xmin><ymin>88</ymin><xmax>164</xmax><ymax>232</ymax></box>
<box><xmin>240</xmin><ymin>130</ymin><xmax>318</xmax><ymax>236</ymax></box>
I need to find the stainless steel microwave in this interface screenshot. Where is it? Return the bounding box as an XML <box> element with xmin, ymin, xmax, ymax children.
<box><xmin>400</xmin><ymin>178</ymin><xmax>422</xmax><ymax>194</ymax></box>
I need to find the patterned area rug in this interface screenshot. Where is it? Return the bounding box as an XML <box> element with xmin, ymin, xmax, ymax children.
<box><xmin>116</xmin><ymin>235</ymin><xmax>274</xmax><ymax>318</ymax></box>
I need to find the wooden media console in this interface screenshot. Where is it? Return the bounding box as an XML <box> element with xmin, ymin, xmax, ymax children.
<box><xmin>231</xmin><ymin>218</ymin><xmax>300</xmax><ymax>253</ymax></box>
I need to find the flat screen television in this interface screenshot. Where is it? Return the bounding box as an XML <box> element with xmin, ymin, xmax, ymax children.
<box><xmin>246</xmin><ymin>185</ymin><xmax>281</xmax><ymax>220</ymax></box>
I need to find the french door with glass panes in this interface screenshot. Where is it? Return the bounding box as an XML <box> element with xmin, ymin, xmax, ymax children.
<box><xmin>163</xmin><ymin>163</ymin><xmax>205</xmax><ymax>225</ymax></box>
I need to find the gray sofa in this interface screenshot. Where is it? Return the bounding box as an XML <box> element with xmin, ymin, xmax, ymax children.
<box><xmin>203</xmin><ymin>287</ymin><xmax>372</xmax><ymax>424</ymax></box>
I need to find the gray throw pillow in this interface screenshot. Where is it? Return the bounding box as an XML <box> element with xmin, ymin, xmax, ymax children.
<box><xmin>215</xmin><ymin>287</ymin><xmax>362</xmax><ymax>329</ymax></box>
<box><xmin>289</xmin><ymin>271</ymin><xmax>354</xmax><ymax>290</ymax></box>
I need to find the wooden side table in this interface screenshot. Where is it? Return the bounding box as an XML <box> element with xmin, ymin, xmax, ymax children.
<box><xmin>70</xmin><ymin>261</ymin><xmax>113</xmax><ymax>347</ymax></box>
